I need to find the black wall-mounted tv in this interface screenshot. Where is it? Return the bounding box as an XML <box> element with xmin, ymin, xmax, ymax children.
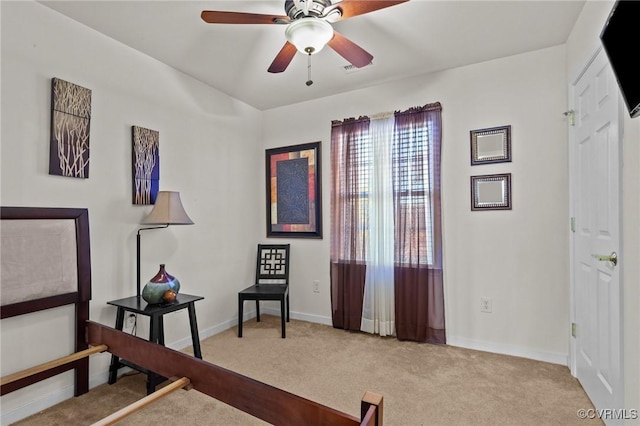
<box><xmin>600</xmin><ymin>0</ymin><xmax>639</xmax><ymax>118</ymax></box>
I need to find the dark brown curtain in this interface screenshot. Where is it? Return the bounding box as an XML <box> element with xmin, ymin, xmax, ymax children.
<box><xmin>330</xmin><ymin>117</ymin><xmax>369</xmax><ymax>331</ymax></box>
<box><xmin>330</xmin><ymin>261</ymin><xmax>366</xmax><ymax>331</ymax></box>
<box><xmin>393</xmin><ymin>103</ymin><xmax>444</xmax><ymax>343</ymax></box>
<box><xmin>395</xmin><ymin>267</ymin><xmax>445</xmax><ymax>342</ymax></box>
<box><xmin>330</xmin><ymin>104</ymin><xmax>445</xmax><ymax>344</ymax></box>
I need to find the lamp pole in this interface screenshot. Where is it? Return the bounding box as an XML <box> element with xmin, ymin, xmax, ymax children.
<box><xmin>136</xmin><ymin>225</ymin><xmax>168</xmax><ymax>298</ymax></box>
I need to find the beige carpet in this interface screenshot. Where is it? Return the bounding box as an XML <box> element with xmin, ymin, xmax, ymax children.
<box><xmin>14</xmin><ymin>316</ymin><xmax>601</xmax><ymax>425</ymax></box>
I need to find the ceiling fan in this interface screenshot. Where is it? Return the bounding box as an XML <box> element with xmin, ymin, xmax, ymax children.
<box><xmin>201</xmin><ymin>0</ymin><xmax>408</xmax><ymax>75</ymax></box>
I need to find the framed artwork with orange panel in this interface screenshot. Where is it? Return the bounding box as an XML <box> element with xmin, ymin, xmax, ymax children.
<box><xmin>265</xmin><ymin>141</ymin><xmax>322</xmax><ymax>238</ymax></box>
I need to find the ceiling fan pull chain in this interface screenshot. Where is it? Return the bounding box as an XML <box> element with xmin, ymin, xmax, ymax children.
<box><xmin>306</xmin><ymin>51</ymin><xmax>313</xmax><ymax>86</ymax></box>
<box><xmin>201</xmin><ymin>0</ymin><xmax>404</xmax><ymax>75</ymax></box>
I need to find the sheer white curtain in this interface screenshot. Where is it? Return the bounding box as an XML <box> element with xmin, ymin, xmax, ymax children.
<box><xmin>331</xmin><ymin>103</ymin><xmax>445</xmax><ymax>343</ymax></box>
<box><xmin>361</xmin><ymin>114</ymin><xmax>395</xmax><ymax>336</ymax></box>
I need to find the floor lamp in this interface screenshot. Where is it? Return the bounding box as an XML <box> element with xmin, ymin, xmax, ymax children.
<box><xmin>137</xmin><ymin>191</ymin><xmax>194</xmax><ymax>299</ymax></box>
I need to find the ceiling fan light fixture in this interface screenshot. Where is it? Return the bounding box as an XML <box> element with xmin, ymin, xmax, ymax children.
<box><xmin>285</xmin><ymin>18</ymin><xmax>334</xmax><ymax>54</ymax></box>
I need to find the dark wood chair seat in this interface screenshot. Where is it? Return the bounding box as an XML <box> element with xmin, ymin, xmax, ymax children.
<box><xmin>238</xmin><ymin>244</ymin><xmax>290</xmax><ymax>338</ymax></box>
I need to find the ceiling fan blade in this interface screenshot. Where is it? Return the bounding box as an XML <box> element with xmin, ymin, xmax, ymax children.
<box><xmin>268</xmin><ymin>42</ymin><xmax>298</xmax><ymax>73</ymax></box>
<box><xmin>328</xmin><ymin>31</ymin><xmax>373</xmax><ymax>68</ymax></box>
<box><xmin>329</xmin><ymin>0</ymin><xmax>408</xmax><ymax>22</ymax></box>
<box><xmin>201</xmin><ymin>11</ymin><xmax>288</xmax><ymax>25</ymax></box>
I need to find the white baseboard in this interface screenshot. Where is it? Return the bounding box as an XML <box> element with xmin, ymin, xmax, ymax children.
<box><xmin>446</xmin><ymin>335</ymin><xmax>570</xmax><ymax>366</ymax></box>
<box><xmin>4</xmin><ymin>316</ymin><xmax>564</xmax><ymax>425</ymax></box>
<box><xmin>1</xmin><ymin>317</ymin><xmax>238</xmax><ymax>426</ymax></box>
<box><xmin>141</xmin><ymin>308</ymin><xmax>332</xmax><ymax>353</ymax></box>
<box><xmin>1</xmin><ymin>370</ymin><xmax>110</xmax><ymax>426</ymax></box>
<box><xmin>256</xmin><ymin>312</ymin><xmax>566</xmax><ymax>368</ymax></box>
<box><xmin>1</xmin><ymin>387</ymin><xmax>73</xmax><ymax>426</ymax></box>
<box><xmin>260</xmin><ymin>306</ymin><xmax>333</xmax><ymax>326</ymax></box>
<box><xmin>1</xmin><ymin>310</ymin><xmax>292</xmax><ymax>425</ymax></box>
<box><xmin>169</xmin><ymin>317</ymin><xmax>237</xmax><ymax>349</ymax></box>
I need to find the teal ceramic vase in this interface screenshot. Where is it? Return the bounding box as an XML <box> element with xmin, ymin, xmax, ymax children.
<box><xmin>142</xmin><ymin>264</ymin><xmax>180</xmax><ymax>304</ymax></box>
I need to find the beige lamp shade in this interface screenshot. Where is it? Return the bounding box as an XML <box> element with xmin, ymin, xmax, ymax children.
<box><xmin>141</xmin><ymin>191</ymin><xmax>194</xmax><ymax>225</ymax></box>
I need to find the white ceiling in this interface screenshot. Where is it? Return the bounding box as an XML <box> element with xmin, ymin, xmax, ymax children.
<box><xmin>39</xmin><ymin>0</ymin><xmax>586</xmax><ymax>111</ymax></box>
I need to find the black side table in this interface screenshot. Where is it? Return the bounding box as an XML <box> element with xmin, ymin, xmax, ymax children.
<box><xmin>106</xmin><ymin>293</ymin><xmax>204</xmax><ymax>394</ymax></box>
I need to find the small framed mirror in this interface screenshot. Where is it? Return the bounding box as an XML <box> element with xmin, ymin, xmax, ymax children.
<box><xmin>471</xmin><ymin>173</ymin><xmax>511</xmax><ymax>210</ymax></box>
<box><xmin>470</xmin><ymin>125</ymin><xmax>511</xmax><ymax>165</ymax></box>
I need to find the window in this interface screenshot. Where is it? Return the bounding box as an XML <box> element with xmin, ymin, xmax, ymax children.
<box><xmin>393</xmin><ymin>117</ymin><xmax>435</xmax><ymax>265</ymax></box>
<box><xmin>331</xmin><ymin>107</ymin><xmax>440</xmax><ymax>266</ymax></box>
<box><xmin>329</xmin><ymin>103</ymin><xmax>445</xmax><ymax>343</ymax></box>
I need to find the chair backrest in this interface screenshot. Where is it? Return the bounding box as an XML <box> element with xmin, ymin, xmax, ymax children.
<box><xmin>255</xmin><ymin>244</ymin><xmax>290</xmax><ymax>286</ymax></box>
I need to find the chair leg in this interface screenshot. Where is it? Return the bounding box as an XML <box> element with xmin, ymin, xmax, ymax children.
<box><xmin>280</xmin><ymin>297</ymin><xmax>286</xmax><ymax>338</ymax></box>
<box><xmin>238</xmin><ymin>296</ymin><xmax>243</xmax><ymax>338</ymax></box>
<box><xmin>256</xmin><ymin>300</ymin><xmax>260</xmax><ymax>322</ymax></box>
<box><xmin>286</xmin><ymin>293</ymin><xmax>290</xmax><ymax>322</ymax></box>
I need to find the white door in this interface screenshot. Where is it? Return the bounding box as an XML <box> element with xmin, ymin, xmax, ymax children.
<box><xmin>571</xmin><ymin>47</ymin><xmax>623</xmax><ymax>416</ymax></box>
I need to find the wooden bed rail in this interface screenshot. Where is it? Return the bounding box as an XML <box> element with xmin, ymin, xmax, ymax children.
<box><xmin>92</xmin><ymin>377</ymin><xmax>191</xmax><ymax>426</ymax></box>
<box><xmin>86</xmin><ymin>321</ymin><xmax>383</xmax><ymax>426</ymax></box>
<box><xmin>0</xmin><ymin>345</ymin><xmax>107</xmax><ymax>396</ymax></box>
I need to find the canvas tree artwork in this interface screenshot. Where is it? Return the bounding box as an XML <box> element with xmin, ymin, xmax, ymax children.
<box><xmin>132</xmin><ymin>126</ymin><xmax>160</xmax><ymax>205</ymax></box>
<box><xmin>49</xmin><ymin>78</ymin><xmax>92</xmax><ymax>178</ymax></box>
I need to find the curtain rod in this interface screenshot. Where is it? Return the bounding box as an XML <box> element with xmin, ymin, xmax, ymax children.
<box><xmin>332</xmin><ymin>102</ymin><xmax>441</xmax><ymax>126</ymax></box>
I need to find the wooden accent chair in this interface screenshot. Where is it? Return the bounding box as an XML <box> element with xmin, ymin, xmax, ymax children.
<box><xmin>238</xmin><ymin>244</ymin><xmax>290</xmax><ymax>338</ymax></box>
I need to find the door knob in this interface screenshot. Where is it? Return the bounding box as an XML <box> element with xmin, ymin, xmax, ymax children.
<box><xmin>592</xmin><ymin>252</ymin><xmax>618</xmax><ymax>266</ymax></box>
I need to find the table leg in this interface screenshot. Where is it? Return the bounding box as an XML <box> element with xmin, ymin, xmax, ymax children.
<box><xmin>187</xmin><ymin>303</ymin><xmax>202</xmax><ymax>359</ymax></box>
<box><xmin>108</xmin><ymin>308</ymin><xmax>126</xmax><ymax>385</ymax></box>
<box><xmin>146</xmin><ymin>315</ymin><xmax>164</xmax><ymax>394</ymax></box>
<box><xmin>149</xmin><ymin>315</ymin><xmax>159</xmax><ymax>344</ymax></box>
<box><xmin>158</xmin><ymin>316</ymin><xmax>165</xmax><ymax>346</ymax></box>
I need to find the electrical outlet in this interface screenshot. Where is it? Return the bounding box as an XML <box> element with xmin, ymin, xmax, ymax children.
<box><xmin>480</xmin><ymin>297</ymin><xmax>492</xmax><ymax>313</ymax></box>
<box><xmin>313</xmin><ymin>280</ymin><xmax>320</xmax><ymax>293</ymax></box>
<box><xmin>126</xmin><ymin>314</ymin><xmax>136</xmax><ymax>327</ymax></box>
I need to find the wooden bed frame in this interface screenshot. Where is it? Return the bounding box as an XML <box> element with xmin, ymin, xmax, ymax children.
<box><xmin>0</xmin><ymin>206</ymin><xmax>383</xmax><ymax>426</ymax></box>
<box><xmin>1</xmin><ymin>206</ymin><xmax>92</xmax><ymax>396</ymax></box>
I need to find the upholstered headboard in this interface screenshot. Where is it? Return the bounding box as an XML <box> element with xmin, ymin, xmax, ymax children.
<box><xmin>0</xmin><ymin>206</ymin><xmax>92</xmax><ymax>395</ymax></box>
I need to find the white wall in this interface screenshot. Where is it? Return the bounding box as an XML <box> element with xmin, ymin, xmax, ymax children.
<box><xmin>566</xmin><ymin>0</ymin><xmax>640</xmax><ymax>417</ymax></box>
<box><xmin>262</xmin><ymin>45</ymin><xmax>570</xmax><ymax>364</ymax></box>
<box><xmin>0</xmin><ymin>2</ymin><xmax>262</xmax><ymax>423</ymax></box>
<box><xmin>5</xmin><ymin>0</ymin><xmax>638</xmax><ymax>423</ymax></box>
